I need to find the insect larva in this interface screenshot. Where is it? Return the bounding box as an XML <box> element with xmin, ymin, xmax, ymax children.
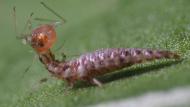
<box><xmin>15</xmin><ymin>2</ymin><xmax>180</xmax><ymax>87</ymax></box>
<box><xmin>44</xmin><ymin>48</ymin><xmax>179</xmax><ymax>87</ymax></box>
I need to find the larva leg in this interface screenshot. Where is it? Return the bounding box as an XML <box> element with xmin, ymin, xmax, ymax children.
<box><xmin>65</xmin><ymin>78</ymin><xmax>75</xmax><ymax>88</ymax></box>
<box><xmin>64</xmin><ymin>79</ymin><xmax>74</xmax><ymax>95</ymax></box>
<box><xmin>82</xmin><ymin>77</ymin><xmax>103</xmax><ymax>87</ymax></box>
<box><xmin>90</xmin><ymin>78</ymin><xmax>103</xmax><ymax>87</ymax></box>
<box><xmin>68</xmin><ymin>82</ymin><xmax>74</xmax><ymax>88</ymax></box>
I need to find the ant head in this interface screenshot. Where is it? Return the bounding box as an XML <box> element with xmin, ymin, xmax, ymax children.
<box><xmin>27</xmin><ymin>24</ymin><xmax>56</xmax><ymax>54</ymax></box>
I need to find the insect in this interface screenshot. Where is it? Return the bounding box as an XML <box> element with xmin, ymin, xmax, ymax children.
<box><xmin>15</xmin><ymin>2</ymin><xmax>180</xmax><ymax>87</ymax></box>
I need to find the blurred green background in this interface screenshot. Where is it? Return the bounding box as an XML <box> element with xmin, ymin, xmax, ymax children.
<box><xmin>1</xmin><ymin>0</ymin><xmax>190</xmax><ymax>107</ymax></box>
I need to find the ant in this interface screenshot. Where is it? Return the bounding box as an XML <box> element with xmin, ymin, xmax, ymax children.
<box><xmin>14</xmin><ymin>2</ymin><xmax>180</xmax><ymax>88</ymax></box>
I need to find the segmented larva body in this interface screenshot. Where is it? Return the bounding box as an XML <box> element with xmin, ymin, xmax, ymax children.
<box><xmin>45</xmin><ymin>48</ymin><xmax>179</xmax><ymax>86</ymax></box>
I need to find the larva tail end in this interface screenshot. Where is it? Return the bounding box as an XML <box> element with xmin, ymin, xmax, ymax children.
<box><xmin>163</xmin><ymin>51</ymin><xmax>181</xmax><ymax>59</ymax></box>
<box><xmin>151</xmin><ymin>50</ymin><xmax>181</xmax><ymax>60</ymax></box>
<box><xmin>172</xmin><ymin>53</ymin><xmax>180</xmax><ymax>59</ymax></box>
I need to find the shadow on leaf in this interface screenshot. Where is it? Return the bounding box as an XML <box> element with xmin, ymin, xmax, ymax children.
<box><xmin>73</xmin><ymin>59</ymin><xmax>182</xmax><ymax>89</ymax></box>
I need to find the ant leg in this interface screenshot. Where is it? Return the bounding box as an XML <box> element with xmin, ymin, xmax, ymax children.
<box><xmin>35</xmin><ymin>2</ymin><xmax>66</xmax><ymax>27</ymax></box>
<box><xmin>13</xmin><ymin>6</ymin><xmax>33</xmax><ymax>39</ymax></box>
<box><xmin>34</xmin><ymin>17</ymin><xmax>64</xmax><ymax>27</ymax></box>
<box><xmin>40</xmin><ymin>2</ymin><xmax>66</xmax><ymax>22</ymax></box>
<box><xmin>21</xmin><ymin>12</ymin><xmax>34</xmax><ymax>45</ymax></box>
<box><xmin>13</xmin><ymin>6</ymin><xmax>34</xmax><ymax>45</ymax></box>
<box><xmin>13</xmin><ymin>6</ymin><xmax>19</xmax><ymax>37</ymax></box>
<box><xmin>29</xmin><ymin>76</ymin><xmax>49</xmax><ymax>93</ymax></box>
<box><xmin>22</xmin><ymin>12</ymin><xmax>34</xmax><ymax>33</ymax></box>
<box><xmin>22</xmin><ymin>54</ymin><xmax>38</xmax><ymax>78</ymax></box>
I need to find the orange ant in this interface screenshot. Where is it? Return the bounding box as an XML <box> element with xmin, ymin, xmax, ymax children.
<box><xmin>14</xmin><ymin>2</ymin><xmax>65</xmax><ymax>54</ymax></box>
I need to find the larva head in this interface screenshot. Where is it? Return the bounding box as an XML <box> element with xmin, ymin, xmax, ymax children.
<box><xmin>27</xmin><ymin>24</ymin><xmax>56</xmax><ymax>54</ymax></box>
